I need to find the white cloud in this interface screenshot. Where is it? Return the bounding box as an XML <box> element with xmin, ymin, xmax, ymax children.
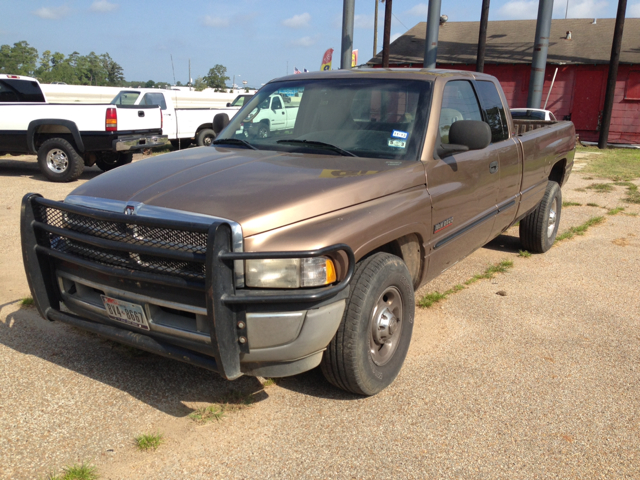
<box><xmin>283</xmin><ymin>13</ymin><xmax>311</xmax><ymax>28</ymax></box>
<box><xmin>290</xmin><ymin>36</ymin><xmax>317</xmax><ymax>47</ymax></box>
<box><xmin>497</xmin><ymin>0</ymin><xmax>607</xmax><ymax>19</ymax></box>
<box><xmin>32</xmin><ymin>5</ymin><xmax>70</xmax><ymax>20</ymax></box>
<box><xmin>496</xmin><ymin>0</ymin><xmax>541</xmax><ymax>19</ymax></box>
<box><xmin>91</xmin><ymin>0</ymin><xmax>118</xmax><ymax>12</ymax></box>
<box><xmin>203</xmin><ymin>16</ymin><xmax>230</xmax><ymax>28</ymax></box>
<box><xmin>630</xmin><ymin>3</ymin><xmax>640</xmax><ymax>16</ymax></box>
<box><xmin>354</xmin><ymin>14</ymin><xmax>374</xmax><ymax>29</ymax></box>
<box><xmin>406</xmin><ymin>3</ymin><xmax>429</xmax><ymax>17</ymax></box>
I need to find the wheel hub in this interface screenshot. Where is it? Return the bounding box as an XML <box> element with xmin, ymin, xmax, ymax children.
<box><xmin>369</xmin><ymin>286</ymin><xmax>403</xmax><ymax>366</ymax></box>
<box><xmin>46</xmin><ymin>149</ymin><xmax>68</xmax><ymax>173</ymax></box>
<box><xmin>547</xmin><ymin>198</ymin><xmax>558</xmax><ymax>238</ymax></box>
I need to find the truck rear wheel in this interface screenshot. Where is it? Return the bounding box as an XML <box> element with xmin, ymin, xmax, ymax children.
<box><xmin>96</xmin><ymin>152</ymin><xmax>133</xmax><ymax>172</ymax></box>
<box><xmin>519</xmin><ymin>180</ymin><xmax>562</xmax><ymax>253</ymax></box>
<box><xmin>196</xmin><ymin>129</ymin><xmax>216</xmax><ymax>147</ymax></box>
<box><xmin>321</xmin><ymin>253</ymin><xmax>415</xmax><ymax>396</ymax></box>
<box><xmin>37</xmin><ymin>138</ymin><xmax>84</xmax><ymax>182</ymax></box>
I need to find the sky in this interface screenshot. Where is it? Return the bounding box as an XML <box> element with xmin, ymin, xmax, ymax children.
<box><xmin>1</xmin><ymin>0</ymin><xmax>640</xmax><ymax>88</ymax></box>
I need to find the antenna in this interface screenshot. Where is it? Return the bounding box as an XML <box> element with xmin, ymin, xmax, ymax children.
<box><xmin>189</xmin><ymin>59</ymin><xmax>191</xmax><ymax>90</ymax></box>
<box><xmin>170</xmin><ymin>54</ymin><xmax>176</xmax><ymax>85</ymax></box>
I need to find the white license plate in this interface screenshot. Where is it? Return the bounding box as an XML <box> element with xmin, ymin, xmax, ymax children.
<box><xmin>101</xmin><ymin>295</ymin><xmax>150</xmax><ymax>330</ymax></box>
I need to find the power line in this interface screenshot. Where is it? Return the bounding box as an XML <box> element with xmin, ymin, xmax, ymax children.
<box><xmin>392</xmin><ymin>12</ymin><xmax>408</xmax><ymax>30</ymax></box>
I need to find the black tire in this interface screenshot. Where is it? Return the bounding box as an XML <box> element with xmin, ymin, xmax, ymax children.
<box><xmin>95</xmin><ymin>152</ymin><xmax>133</xmax><ymax>172</ymax></box>
<box><xmin>37</xmin><ymin>138</ymin><xmax>84</xmax><ymax>182</ymax></box>
<box><xmin>170</xmin><ymin>138</ymin><xmax>192</xmax><ymax>149</ymax></box>
<box><xmin>519</xmin><ymin>180</ymin><xmax>562</xmax><ymax>253</ymax></box>
<box><xmin>321</xmin><ymin>253</ymin><xmax>415</xmax><ymax>396</ymax></box>
<box><xmin>256</xmin><ymin>123</ymin><xmax>269</xmax><ymax>139</ymax></box>
<box><xmin>196</xmin><ymin>128</ymin><xmax>216</xmax><ymax>147</ymax></box>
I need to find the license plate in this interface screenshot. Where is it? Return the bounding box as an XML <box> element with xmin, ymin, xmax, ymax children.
<box><xmin>101</xmin><ymin>295</ymin><xmax>150</xmax><ymax>330</ymax></box>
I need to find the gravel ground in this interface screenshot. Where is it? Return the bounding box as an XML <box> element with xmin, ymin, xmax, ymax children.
<box><xmin>1</xmin><ymin>151</ymin><xmax>639</xmax><ymax>479</ymax></box>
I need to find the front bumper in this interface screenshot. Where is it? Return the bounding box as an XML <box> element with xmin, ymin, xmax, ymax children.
<box><xmin>114</xmin><ymin>134</ymin><xmax>170</xmax><ymax>151</ymax></box>
<box><xmin>21</xmin><ymin>194</ymin><xmax>353</xmax><ymax>380</ymax></box>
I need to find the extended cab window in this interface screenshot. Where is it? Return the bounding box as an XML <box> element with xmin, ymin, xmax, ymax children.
<box><xmin>475</xmin><ymin>81</ymin><xmax>509</xmax><ymax>142</ymax></box>
<box><xmin>141</xmin><ymin>93</ymin><xmax>167</xmax><ymax>110</ymax></box>
<box><xmin>0</xmin><ymin>80</ymin><xmax>45</xmax><ymax>103</ymax></box>
<box><xmin>439</xmin><ymin>81</ymin><xmax>482</xmax><ymax>144</ymax></box>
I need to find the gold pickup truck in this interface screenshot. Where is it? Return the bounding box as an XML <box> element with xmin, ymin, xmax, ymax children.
<box><xmin>21</xmin><ymin>69</ymin><xmax>575</xmax><ymax>395</ymax></box>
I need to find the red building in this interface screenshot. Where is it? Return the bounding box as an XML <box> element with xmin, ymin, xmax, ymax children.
<box><xmin>367</xmin><ymin>18</ymin><xmax>640</xmax><ymax>144</ymax></box>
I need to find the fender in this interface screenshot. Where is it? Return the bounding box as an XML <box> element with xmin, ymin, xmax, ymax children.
<box><xmin>27</xmin><ymin>119</ymin><xmax>85</xmax><ymax>154</ymax></box>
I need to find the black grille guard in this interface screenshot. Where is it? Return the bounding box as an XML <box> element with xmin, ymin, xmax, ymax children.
<box><xmin>21</xmin><ymin>193</ymin><xmax>355</xmax><ymax>380</ymax></box>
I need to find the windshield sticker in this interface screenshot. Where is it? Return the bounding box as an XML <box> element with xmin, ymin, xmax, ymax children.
<box><xmin>391</xmin><ymin>130</ymin><xmax>408</xmax><ymax>139</ymax></box>
<box><xmin>388</xmin><ymin>139</ymin><xmax>407</xmax><ymax>149</ymax></box>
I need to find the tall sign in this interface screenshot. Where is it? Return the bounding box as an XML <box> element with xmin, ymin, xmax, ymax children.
<box><xmin>321</xmin><ymin>48</ymin><xmax>334</xmax><ymax>71</ymax></box>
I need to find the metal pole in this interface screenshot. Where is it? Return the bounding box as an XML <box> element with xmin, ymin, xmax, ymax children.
<box><xmin>424</xmin><ymin>0</ymin><xmax>442</xmax><ymax>69</ymax></box>
<box><xmin>526</xmin><ymin>0</ymin><xmax>554</xmax><ymax>108</ymax></box>
<box><xmin>543</xmin><ymin>67</ymin><xmax>558</xmax><ymax>109</ymax></box>
<box><xmin>341</xmin><ymin>0</ymin><xmax>355</xmax><ymax>69</ymax></box>
<box><xmin>382</xmin><ymin>0</ymin><xmax>393</xmax><ymax>68</ymax></box>
<box><xmin>476</xmin><ymin>0</ymin><xmax>490</xmax><ymax>72</ymax></box>
<box><xmin>374</xmin><ymin>0</ymin><xmax>379</xmax><ymax>58</ymax></box>
<box><xmin>599</xmin><ymin>0</ymin><xmax>627</xmax><ymax>149</ymax></box>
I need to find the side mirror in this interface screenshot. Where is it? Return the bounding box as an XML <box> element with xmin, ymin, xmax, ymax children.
<box><xmin>213</xmin><ymin>113</ymin><xmax>230</xmax><ymax>134</ymax></box>
<box><xmin>226</xmin><ymin>102</ymin><xmax>231</xmax><ymax>107</ymax></box>
<box><xmin>437</xmin><ymin>120</ymin><xmax>491</xmax><ymax>157</ymax></box>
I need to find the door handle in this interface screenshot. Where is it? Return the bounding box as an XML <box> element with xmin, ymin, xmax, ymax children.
<box><xmin>489</xmin><ymin>161</ymin><xmax>498</xmax><ymax>174</ymax></box>
<box><xmin>138</xmin><ymin>111</ymin><xmax>145</xmax><ymax>117</ymax></box>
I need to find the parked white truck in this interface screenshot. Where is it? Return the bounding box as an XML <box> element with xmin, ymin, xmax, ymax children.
<box><xmin>0</xmin><ymin>74</ymin><xmax>169</xmax><ymax>182</ymax></box>
<box><xmin>240</xmin><ymin>93</ymin><xmax>300</xmax><ymax>138</ymax></box>
<box><xmin>110</xmin><ymin>89</ymin><xmax>239</xmax><ymax>148</ymax></box>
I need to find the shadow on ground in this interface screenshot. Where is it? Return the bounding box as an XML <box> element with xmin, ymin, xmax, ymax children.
<box><xmin>0</xmin><ymin>305</ymin><xmax>269</xmax><ymax>417</ymax></box>
<box><xmin>0</xmin><ymin>158</ymin><xmax>103</xmax><ymax>182</ymax></box>
<box><xmin>483</xmin><ymin>231</ymin><xmax>523</xmax><ymax>254</ymax></box>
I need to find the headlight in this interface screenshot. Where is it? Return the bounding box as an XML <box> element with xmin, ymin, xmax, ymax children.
<box><xmin>245</xmin><ymin>256</ymin><xmax>337</xmax><ymax>289</ymax></box>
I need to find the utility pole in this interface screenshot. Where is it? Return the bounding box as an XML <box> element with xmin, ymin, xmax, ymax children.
<box><xmin>526</xmin><ymin>0</ymin><xmax>554</xmax><ymax>108</ymax></box>
<box><xmin>476</xmin><ymin>0</ymin><xmax>490</xmax><ymax>72</ymax></box>
<box><xmin>424</xmin><ymin>0</ymin><xmax>442</xmax><ymax>69</ymax></box>
<box><xmin>374</xmin><ymin>0</ymin><xmax>380</xmax><ymax>58</ymax></box>
<box><xmin>382</xmin><ymin>0</ymin><xmax>392</xmax><ymax>68</ymax></box>
<box><xmin>599</xmin><ymin>0</ymin><xmax>627</xmax><ymax>148</ymax></box>
<box><xmin>341</xmin><ymin>0</ymin><xmax>355</xmax><ymax>69</ymax></box>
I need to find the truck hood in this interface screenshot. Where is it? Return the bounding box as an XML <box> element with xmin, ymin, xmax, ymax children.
<box><xmin>68</xmin><ymin>147</ymin><xmax>426</xmax><ymax>237</ymax></box>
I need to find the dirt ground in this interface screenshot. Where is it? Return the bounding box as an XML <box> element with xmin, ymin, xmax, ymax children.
<box><xmin>1</xmin><ymin>151</ymin><xmax>639</xmax><ymax>479</ymax></box>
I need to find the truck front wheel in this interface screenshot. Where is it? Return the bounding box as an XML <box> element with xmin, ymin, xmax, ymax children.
<box><xmin>321</xmin><ymin>253</ymin><xmax>415</xmax><ymax>396</ymax></box>
<box><xmin>196</xmin><ymin>129</ymin><xmax>216</xmax><ymax>147</ymax></box>
<box><xmin>37</xmin><ymin>138</ymin><xmax>84</xmax><ymax>182</ymax></box>
<box><xmin>519</xmin><ymin>180</ymin><xmax>562</xmax><ymax>253</ymax></box>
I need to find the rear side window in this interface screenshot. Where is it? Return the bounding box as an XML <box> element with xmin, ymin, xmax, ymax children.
<box><xmin>141</xmin><ymin>93</ymin><xmax>167</xmax><ymax>110</ymax></box>
<box><xmin>111</xmin><ymin>91</ymin><xmax>140</xmax><ymax>105</ymax></box>
<box><xmin>439</xmin><ymin>81</ymin><xmax>482</xmax><ymax>144</ymax></box>
<box><xmin>0</xmin><ymin>79</ymin><xmax>45</xmax><ymax>102</ymax></box>
<box><xmin>475</xmin><ymin>81</ymin><xmax>509</xmax><ymax>142</ymax></box>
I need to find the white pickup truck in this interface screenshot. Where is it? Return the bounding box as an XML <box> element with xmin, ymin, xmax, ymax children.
<box><xmin>241</xmin><ymin>93</ymin><xmax>300</xmax><ymax>138</ymax></box>
<box><xmin>0</xmin><ymin>74</ymin><xmax>169</xmax><ymax>182</ymax></box>
<box><xmin>111</xmin><ymin>89</ymin><xmax>239</xmax><ymax>148</ymax></box>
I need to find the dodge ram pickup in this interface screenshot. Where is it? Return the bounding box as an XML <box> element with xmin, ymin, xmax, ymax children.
<box><xmin>0</xmin><ymin>74</ymin><xmax>169</xmax><ymax>182</ymax></box>
<box><xmin>21</xmin><ymin>69</ymin><xmax>575</xmax><ymax>395</ymax></box>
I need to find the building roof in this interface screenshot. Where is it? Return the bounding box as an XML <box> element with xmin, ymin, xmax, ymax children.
<box><xmin>367</xmin><ymin>18</ymin><xmax>640</xmax><ymax>66</ymax></box>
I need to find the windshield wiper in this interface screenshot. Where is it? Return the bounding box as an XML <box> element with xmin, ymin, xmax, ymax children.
<box><xmin>276</xmin><ymin>139</ymin><xmax>357</xmax><ymax>157</ymax></box>
<box><xmin>212</xmin><ymin>138</ymin><xmax>257</xmax><ymax>150</ymax></box>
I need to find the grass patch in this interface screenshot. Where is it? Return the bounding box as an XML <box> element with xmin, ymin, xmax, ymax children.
<box><xmin>47</xmin><ymin>463</ymin><xmax>98</xmax><ymax>480</ymax></box>
<box><xmin>586</xmin><ymin>183</ymin><xmax>614</xmax><ymax>193</ymax></box>
<box><xmin>578</xmin><ymin>146</ymin><xmax>640</xmax><ymax>181</ymax></box>
<box><xmin>20</xmin><ymin>296</ymin><xmax>34</xmax><ymax>307</ymax></box>
<box><xmin>607</xmin><ymin>207</ymin><xmax>625</xmax><ymax>216</ymax></box>
<box><xmin>586</xmin><ymin>202</ymin><xmax>601</xmax><ymax>207</ymax></box>
<box><xmin>556</xmin><ymin>216</ymin><xmax>605</xmax><ymax>242</ymax></box>
<box><xmin>518</xmin><ymin>250</ymin><xmax>532</xmax><ymax>258</ymax></box>
<box><xmin>134</xmin><ymin>432</ymin><xmax>164</xmax><ymax>451</ymax></box>
<box><xmin>189</xmin><ymin>390</ymin><xmax>255</xmax><ymax>424</ymax></box>
<box><xmin>614</xmin><ymin>181</ymin><xmax>640</xmax><ymax>204</ymax></box>
<box><xmin>562</xmin><ymin>201</ymin><xmax>582</xmax><ymax>207</ymax></box>
<box><xmin>262</xmin><ymin>378</ymin><xmax>277</xmax><ymax>387</ymax></box>
<box><xmin>574</xmin><ymin>188</ymin><xmax>586</xmax><ymax>192</ymax></box>
<box><xmin>418</xmin><ymin>261</ymin><xmax>513</xmax><ymax>308</ymax></box>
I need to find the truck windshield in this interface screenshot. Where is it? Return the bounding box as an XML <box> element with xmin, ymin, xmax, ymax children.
<box><xmin>111</xmin><ymin>91</ymin><xmax>141</xmax><ymax>105</ymax></box>
<box><xmin>217</xmin><ymin>78</ymin><xmax>432</xmax><ymax>160</ymax></box>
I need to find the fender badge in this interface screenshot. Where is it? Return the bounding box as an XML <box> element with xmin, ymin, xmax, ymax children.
<box><xmin>124</xmin><ymin>205</ymin><xmax>136</xmax><ymax>215</ymax></box>
<box><xmin>434</xmin><ymin>217</ymin><xmax>453</xmax><ymax>233</ymax></box>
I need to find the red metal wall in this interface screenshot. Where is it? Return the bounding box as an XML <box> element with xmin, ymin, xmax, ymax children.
<box><xmin>386</xmin><ymin>62</ymin><xmax>640</xmax><ymax>144</ymax></box>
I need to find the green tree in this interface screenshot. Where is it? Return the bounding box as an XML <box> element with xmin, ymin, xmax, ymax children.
<box><xmin>193</xmin><ymin>77</ymin><xmax>207</xmax><ymax>91</ymax></box>
<box><xmin>204</xmin><ymin>64</ymin><xmax>229</xmax><ymax>89</ymax></box>
<box><xmin>0</xmin><ymin>41</ymin><xmax>38</xmax><ymax>76</ymax></box>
